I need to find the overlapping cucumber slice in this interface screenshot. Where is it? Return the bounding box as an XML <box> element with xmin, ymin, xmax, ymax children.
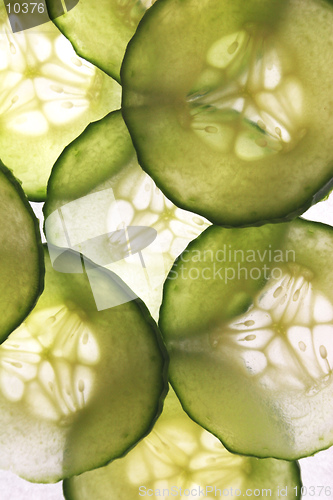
<box><xmin>160</xmin><ymin>219</ymin><xmax>333</xmax><ymax>460</ymax></box>
<box><xmin>46</xmin><ymin>0</ymin><xmax>156</xmax><ymax>82</ymax></box>
<box><xmin>122</xmin><ymin>0</ymin><xmax>333</xmax><ymax>226</ymax></box>
<box><xmin>0</xmin><ymin>246</ymin><xmax>167</xmax><ymax>482</ymax></box>
<box><xmin>44</xmin><ymin>110</ymin><xmax>210</xmax><ymax>320</ymax></box>
<box><xmin>63</xmin><ymin>387</ymin><xmax>301</xmax><ymax>500</ymax></box>
<box><xmin>0</xmin><ymin>161</ymin><xmax>43</xmax><ymax>344</ymax></box>
<box><xmin>0</xmin><ymin>3</ymin><xmax>121</xmax><ymax>200</ymax></box>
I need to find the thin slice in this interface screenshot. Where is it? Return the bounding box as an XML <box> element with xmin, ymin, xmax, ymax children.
<box><xmin>63</xmin><ymin>387</ymin><xmax>301</xmax><ymax>500</ymax></box>
<box><xmin>46</xmin><ymin>0</ymin><xmax>156</xmax><ymax>82</ymax></box>
<box><xmin>0</xmin><ymin>246</ymin><xmax>167</xmax><ymax>482</ymax></box>
<box><xmin>159</xmin><ymin>219</ymin><xmax>333</xmax><ymax>460</ymax></box>
<box><xmin>44</xmin><ymin>110</ymin><xmax>210</xmax><ymax>320</ymax></box>
<box><xmin>0</xmin><ymin>3</ymin><xmax>121</xmax><ymax>200</ymax></box>
<box><xmin>122</xmin><ymin>0</ymin><xmax>333</xmax><ymax>226</ymax></box>
<box><xmin>0</xmin><ymin>161</ymin><xmax>43</xmax><ymax>344</ymax></box>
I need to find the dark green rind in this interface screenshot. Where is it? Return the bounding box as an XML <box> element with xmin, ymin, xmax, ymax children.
<box><xmin>46</xmin><ymin>0</ymin><xmax>152</xmax><ymax>83</ymax></box>
<box><xmin>63</xmin><ymin>456</ymin><xmax>302</xmax><ymax>500</ymax></box>
<box><xmin>63</xmin><ymin>248</ymin><xmax>169</xmax><ymax>481</ymax></box>
<box><xmin>0</xmin><ymin>161</ymin><xmax>44</xmax><ymax>344</ymax></box>
<box><xmin>62</xmin><ymin>464</ymin><xmax>302</xmax><ymax>500</ymax></box>
<box><xmin>62</xmin><ymin>388</ymin><xmax>302</xmax><ymax>500</ymax></box>
<box><xmin>62</xmin><ymin>248</ymin><xmax>170</xmax><ymax>482</ymax></box>
<box><xmin>123</xmin><ymin>108</ymin><xmax>333</xmax><ymax>229</ymax></box>
<box><xmin>159</xmin><ymin>223</ymin><xmax>287</xmax><ymax>336</ymax></box>
<box><xmin>43</xmin><ymin>110</ymin><xmax>133</xmax><ymax>219</ymax></box>
<box><xmin>68</xmin><ymin>250</ymin><xmax>169</xmax><ymax>477</ymax></box>
<box><xmin>159</xmin><ymin>219</ymin><xmax>333</xmax><ymax>460</ymax></box>
<box><xmin>0</xmin><ymin>245</ymin><xmax>168</xmax><ymax>482</ymax></box>
<box><xmin>121</xmin><ymin>0</ymin><xmax>333</xmax><ymax>226</ymax></box>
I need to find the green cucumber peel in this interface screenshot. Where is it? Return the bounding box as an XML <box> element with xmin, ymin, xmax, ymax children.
<box><xmin>46</xmin><ymin>0</ymin><xmax>156</xmax><ymax>83</ymax></box>
<box><xmin>0</xmin><ymin>161</ymin><xmax>44</xmax><ymax>344</ymax></box>
<box><xmin>160</xmin><ymin>219</ymin><xmax>333</xmax><ymax>460</ymax></box>
<box><xmin>63</xmin><ymin>387</ymin><xmax>302</xmax><ymax>500</ymax></box>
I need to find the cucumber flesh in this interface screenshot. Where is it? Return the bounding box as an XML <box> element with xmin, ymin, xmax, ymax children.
<box><xmin>0</xmin><ymin>162</ymin><xmax>44</xmax><ymax>344</ymax></box>
<box><xmin>0</xmin><ymin>4</ymin><xmax>121</xmax><ymax>200</ymax></box>
<box><xmin>159</xmin><ymin>219</ymin><xmax>333</xmax><ymax>460</ymax></box>
<box><xmin>122</xmin><ymin>0</ymin><xmax>333</xmax><ymax>226</ymax></box>
<box><xmin>44</xmin><ymin>110</ymin><xmax>210</xmax><ymax>320</ymax></box>
<box><xmin>0</xmin><ymin>246</ymin><xmax>167</xmax><ymax>482</ymax></box>
<box><xmin>46</xmin><ymin>0</ymin><xmax>156</xmax><ymax>82</ymax></box>
<box><xmin>63</xmin><ymin>387</ymin><xmax>301</xmax><ymax>500</ymax></box>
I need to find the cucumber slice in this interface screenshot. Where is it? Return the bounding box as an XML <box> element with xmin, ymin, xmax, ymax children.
<box><xmin>159</xmin><ymin>219</ymin><xmax>333</xmax><ymax>460</ymax></box>
<box><xmin>44</xmin><ymin>110</ymin><xmax>210</xmax><ymax>320</ymax></box>
<box><xmin>0</xmin><ymin>161</ymin><xmax>43</xmax><ymax>344</ymax></box>
<box><xmin>46</xmin><ymin>0</ymin><xmax>156</xmax><ymax>82</ymax></box>
<box><xmin>63</xmin><ymin>387</ymin><xmax>302</xmax><ymax>500</ymax></box>
<box><xmin>0</xmin><ymin>246</ymin><xmax>167</xmax><ymax>482</ymax></box>
<box><xmin>122</xmin><ymin>0</ymin><xmax>333</xmax><ymax>226</ymax></box>
<box><xmin>0</xmin><ymin>4</ymin><xmax>121</xmax><ymax>200</ymax></box>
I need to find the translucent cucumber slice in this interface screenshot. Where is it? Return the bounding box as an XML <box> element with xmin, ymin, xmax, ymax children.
<box><xmin>46</xmin><ymin>0</ymin><xmax>156</xmax><ymax>82</ymax></box>
<box><xmin>0</xmin><ymin>246</ymin><xmax>167</xmax><ymax>482</ymax></box>
<box><xmin>0</xmin><ymin>4</ymin><xmax>121</xmax><ymax>200</ymax></box>
<box><xmin>0</xmin><ymin>161</ymin><xmax>43</xmax><ymax>344</ymax></box>
<box><xmin>44</xmin><ymin>110</ymin><xmax>210</xmax><ymax>320</ymax></box>
<box><xmin>63</xmin><ymin>387</ymin><xmax>301</xmax><ymax>500</ymax></box>
<box><xmin>159</xmin><ymin>219</ymin><xmax>333</xmax><ymax>460</ymax></box>
<box><xmin>122</xmin><ymin>0</ymin><xmax>333</xmax><ymax>226</ymax></box>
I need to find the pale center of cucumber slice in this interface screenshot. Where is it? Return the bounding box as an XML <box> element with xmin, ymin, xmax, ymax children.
<box><xmin>210</xmin><ymin>265</ymin><xmax>333</xmax><ymax>394</ymax></box>
<box><xmin>0</xmin><ymin>19</ymin><xmax>99</xmax><ymax>136</ymax></box>
<box><xmin>107</xmin><ymin>167</ymin><xmax>210</xmax><ymax>261</ymax></box>
<box><xmin>0</xmin><ymin>304</ymin><xmax>99</xmax><ymax>424</ymax></box>
<box><xmin>125</xmin><ymin>418</ymin><xmax>248</xmax><ymax>491</ymax></box>
<box><xmin>188</xmin><ymin>28</ymin><xmax>306</xmax><ymax>160</ymax></box>
<box><xmin>116</xmin><ymin>0</ymin><xmax>156</xmax><ymax>27</ymax></box>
